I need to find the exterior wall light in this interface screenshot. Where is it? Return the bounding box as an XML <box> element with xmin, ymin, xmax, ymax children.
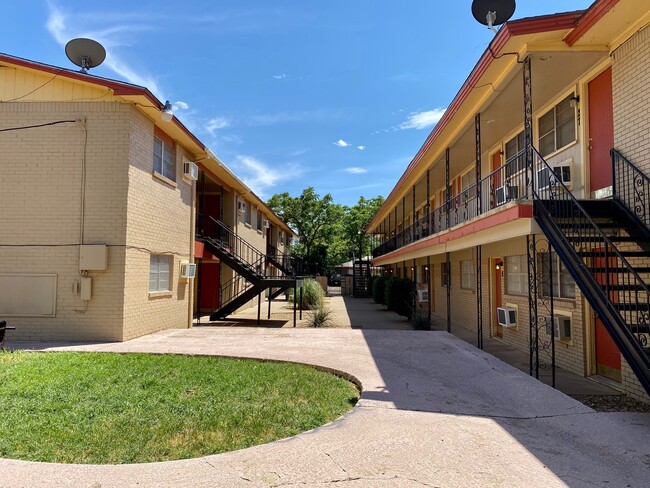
<box><xmin>569</xmin><ymin>95</ymin><xmax>580</xmax><ymax>108</ymax></box>
<box><xmin>495</xmin><ymin>260</ymin><xmax>504</xmax><ymax>270</ymax></box>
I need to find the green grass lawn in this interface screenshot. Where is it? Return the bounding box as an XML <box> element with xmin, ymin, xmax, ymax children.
<box><xmin>0</xmin><ymin>351</ymin><xmax>359</xmax><ymax>464</ymax></box>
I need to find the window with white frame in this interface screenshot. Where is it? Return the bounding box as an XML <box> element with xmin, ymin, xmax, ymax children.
<box><xmin>256</xmin><ymin>209</ymin><xmax>263</xmax><ymax>231</ymax></box>
<box><xmin>460</xmin><ymin>170</ymin><xmax>476</xmax><ymax>201</ymax></box>
<box><xmin>505</xmin><ymin>131</ymin><xmax>525</xmax><ymax>177</ymax></box>
<box><xmin>539</xmin><ymin>94</ymin><xmax>576</xmax><ymax>157</ymax></box>
<box><xmin>149</xmin><ymin>254</ymin><xmax>171</xmax><ymax>292</ymax></box>
<box><xmin>505</xmin><ymin>255</ymin><xmax>527</xmax><ymax>295</ymax></box>
<box><xmin>461</xmin><ymin>260</ymin><xmax>474</xmax><ymax>290</ymax></box>
<box><xmin>541</xmin><ymin>254</ymin><xmax>576</xmax><ymax>299</ymax></box>
<box><xmin>243</xmin><ymin>200</ymin><xmax>251</xmax><ymax>225</ymax></box>
<box><xmin>153</xmin><ymin>135</ymin><xmax>175</xmax><ymax>180</ymax></box>
<box><xmin>441</xmin><ymin>262</ymin><xmax>450</xmax><ymax>287</ymax></box>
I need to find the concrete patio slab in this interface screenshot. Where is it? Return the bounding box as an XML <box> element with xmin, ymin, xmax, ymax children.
<box><xmin>5</xmin><ymin>326</ymin><xmax>649</xmax><ymax>487</ymax></box>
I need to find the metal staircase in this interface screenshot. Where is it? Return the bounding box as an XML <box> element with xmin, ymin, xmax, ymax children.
<box><xmin>531</xmin><ymin>147</ymin><xmax>650</xmax><ymax>395</ymax></box>
<box><xmin>198</xmin><ymin>217</ymin><xmax>296</xmax><ymax>320</ymax></box>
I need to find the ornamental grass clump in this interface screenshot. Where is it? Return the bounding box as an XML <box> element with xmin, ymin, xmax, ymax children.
<box><xmin>308</xmin><ymin>307</ymin><xmax>334</xmax><ymax>328</ymax></box>
<box><xmin>288</xmin><ymin>278</ymin><xmax>324</xmax><ymax>310</ymax></box>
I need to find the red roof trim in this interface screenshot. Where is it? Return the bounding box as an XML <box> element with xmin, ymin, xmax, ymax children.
<box><xmin>565</xmin><ymin>0</ymin><xmax>621</xmax><ymax>46</ymax></box>
<box><xmin>368</xmin><ymin>11</ymin><xmax>582</xmax><ymax>232</ymax></box>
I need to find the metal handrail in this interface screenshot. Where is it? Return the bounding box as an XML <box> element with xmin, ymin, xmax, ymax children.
<box><xmin>206</xmin><ymin>216</ymin><xmax>267</xmax><ymax>276</ymax></box>
<box><xmin>531</xmin><ymin>147</ymin><xmax>649</xmax><ymax>349</ymax></box>
<box><xmin>372</xmin><ymin>149</ymin><xmax>528</xmax><ymax>258</ymax></box>
<box><xmin>612</xmin><ymin>148</ymin><xmax>650</xmax><ymax>230</ymax></box>
<box><xmin>213</xmin><ymin>274</ymin><xmax>254</xmax><ymax>315</ymax></box>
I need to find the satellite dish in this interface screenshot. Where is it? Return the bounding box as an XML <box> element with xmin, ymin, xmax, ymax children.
<box><xmin>472</xmin><ymin>0</ymin><xmax>516</xmax><ymax>31</ymax></box>
<box><xmin>65</xmin><ymin>38</ymin><xmax>106</xmax><ymax>73</ymax></box>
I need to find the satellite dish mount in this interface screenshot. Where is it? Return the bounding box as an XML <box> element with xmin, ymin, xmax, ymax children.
<box><xmin>471</xmin><ymin>0</ymin><xmax>516</xmax><ymax>34</ymax></box>
<box><xmin>65</xmin><ymin>38</ymin><xmax>106</xmax><ymax>74</ymax></box>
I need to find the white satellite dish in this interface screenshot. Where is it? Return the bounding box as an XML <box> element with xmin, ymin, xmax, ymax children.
<box><xmin>65</xmin><ymin>38</ymin><xmax>106</xmax><ymax>73</ymax></box>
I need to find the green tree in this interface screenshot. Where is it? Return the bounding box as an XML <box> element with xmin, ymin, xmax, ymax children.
<box><xmin>267</xmin><ymin>187</ymin><xmax>343</xmax><ymax>274</ymax></box>
<box><xmin>340</xmin><ymin>195</ymin><xmax>385</xmax><ymax>260</ymax></box>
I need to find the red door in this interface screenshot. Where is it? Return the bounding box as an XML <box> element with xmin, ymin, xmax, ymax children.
<box><xmin>588</xmin><ymin>68</ymin><xmax>614</xmax><ymax>194</ymax></box>
<box><xmin>494</xmin><ymin>258</ymin><xmax>503</xmax><ymax>338</ymax></box>
<box><xmin>199</xmin><ymin>262</ymin><xmax>220</xmax><ymax>310</ymax></box>
<box><xmin>593</xmin><ymin>248</ymin><xmax>621</xmax><ymax>381</ymax></box>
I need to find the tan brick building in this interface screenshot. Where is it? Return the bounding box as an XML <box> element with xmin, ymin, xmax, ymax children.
<box><xmin>368</xmin><ymin>0</ymin><xmax>650</xmax><ymax>401</ymax></box>
<box><xmin>0</xmin><ymin>54</ymin><xmax>294</xmax><ymax>342</ymax></box>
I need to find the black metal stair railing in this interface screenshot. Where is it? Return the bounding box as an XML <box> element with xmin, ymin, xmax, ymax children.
<box><xmin>612</xmin><ymin>148</ymin><xmax>650</xmax><ymax>231</ymax></box>
<box><xmin>372</xmin><ymin>149</ymin><xmax>527</xmax><ymax>258</ymax></box>
<box><xmin>212</xmin><ymin>274</ymin><xmax>254</xmax><ymax>316</ymax></box>
<box><xmin>203</xmin><ymin>216</ymin><xmax>267</xmax><ymax>278</ymax></box>
<box><xmin>531</xmin><ymin>147</ymin><xmax>650</xmax><ymax>394</ymax></box>
<box><xmin>267</xmin><ymin>245</ymin><xmax>302</xmax><ymax>277</ymax></box>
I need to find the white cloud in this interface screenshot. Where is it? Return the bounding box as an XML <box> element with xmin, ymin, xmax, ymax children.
<box><xmin>398</xmin><ymin>108</ymin><xmax>447</xmax><ymax>130</ymax></box>
<box><xmin>233</xmin><ymin>155</ymin><xmax>301</xmax><ymax>197</ymax></box>
<box><xmin>334</xmin><ymin>139</ymin><xmax>350</xmax><ymax>147</ymax></box>
<box><xmin>45</xmin><ymin>2</ymin><xmax>164</xmax><ymax>99</ymax></box>
<box><xmin>173</xmin><ymin>101</ymin><xmax>189</xmax><ymax>111</ymax></box>
<box><xmin>357</xmin><ymin>145</ymin><xmax>365</xmax><ymax>150</ymax></box>
<box><xmin>205</xmin><ymin>116</ymin><xmax>230</xmax><ymax>134</ymax></box>
<box><xmin>273</xmin><ymin>73</ymin><xmax>287</xmax><ymax>79</ymax></box>
<box><xmin>345</xmin><ymin>167</ymin><xmax>368</xmax><ymax>174</ymax></box>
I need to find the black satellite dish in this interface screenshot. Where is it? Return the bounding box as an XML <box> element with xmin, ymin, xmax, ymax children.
<box><xmin>472</xmin><ymin>0</ymin><xmax>516</xmax><ymax>30</ymax></box>
<box><xmin>65</xmin><ymin>38</ymin><xmax>106</xmax><ymax>73</ymax></box>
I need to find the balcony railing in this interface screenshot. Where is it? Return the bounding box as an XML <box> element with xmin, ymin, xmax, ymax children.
<box><xmin>373</xmin><ymin>149</ymin><xmax>528</xmax><ymax>258</ymax></box>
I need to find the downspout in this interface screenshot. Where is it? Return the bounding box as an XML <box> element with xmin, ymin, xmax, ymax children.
<box><xmin>187</xmin><ymin>174</ymin><xmax>196</xmax><ymax>328</ymax></box>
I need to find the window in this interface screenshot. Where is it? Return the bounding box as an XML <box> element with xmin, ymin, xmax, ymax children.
<box><xmin>256</xmin><ymin>209</ymin><xmax>263</xmax><ymax>231</ymax></box>
<box><xmin>539</xmin><ymin>94</ymin><xmax>576</xmax><ymax>157</ymax></box>
<box><xmin>441</xmin><ymin>262</ymin><xmax>450</xmax><ymax>287</ymax></box>
<box><xmin>461</xmin><ymin>260</ymin><xmax>474</xmax><ymax>290</ymax></box>
<box><xmin>542</xmin><ymin>254</ymin><xmax>576</xmax><ymax>299</ymax></box>
<box><xmin>505</xmin><ymin>131</ymin><xmax>525</xmax><ymax>177</ymax></box>
<box><xmin>149</xmin><ymin>255</ymin><xmax>171</xmax><ymax>292</ymax></box>
<box><xmin>153</xmin><ymin>135</ymin><xmax>175</xmax><ymax>180</ymax></box>
<box><xmin>242</xmin><ymin>200</ymin><xmax>251</xmax><ymax>225</ymax></box>
<box><xmin>505</xmin><ymin>255</ymin><xmax>527</xmax><ymax>295</ymax></box>
<box><xmin>460</xmin><ymin>170</ymin><xmax>476</xmax><ymax>201</ymax></box>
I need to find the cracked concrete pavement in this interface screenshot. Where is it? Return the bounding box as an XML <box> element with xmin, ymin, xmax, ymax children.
<box><xmin>2</xmin><ymin>325</ymin><xmax>650</xmax><ymax>487</ymax></box>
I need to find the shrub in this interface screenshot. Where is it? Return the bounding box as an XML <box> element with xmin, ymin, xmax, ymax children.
<box><xmin>385</xmin><ymin>277</ymin><xmax>414</xmax><ymax>318</ymax></box>
<box><xmin>372</xmin><ymin>276</ymin><xmax>388</xmax><ymax>305</ymax></box>
<box><xmin>410</xmin><ymin>309</ymin><xmax>431</xmax><ymax>330</ymax></box>
<box><xmin>308</xmin><ymin>307</ymin><xmax>333</xmax><ymax>328</ymax></box>
<box><xmin>287</xmin><ymin>278</ymin><xmax>324</xmax><ymax>310</ymax></box>
<box><xmin>366</xmin><ymin>275</ymin><xmax>377</xmax><ymax>297</ymax></box>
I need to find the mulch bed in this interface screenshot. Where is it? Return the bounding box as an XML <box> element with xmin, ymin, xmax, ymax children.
<box><xmin>569</xmin><ymin>394</ymin><xmax>650</xmax><ymax>413</ymax></box>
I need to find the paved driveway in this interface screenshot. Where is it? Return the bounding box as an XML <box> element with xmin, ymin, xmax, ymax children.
<box><xmin>3</xmin><ymin>327</ymin><xmax>650</xmax><ymax>487</ymax></box>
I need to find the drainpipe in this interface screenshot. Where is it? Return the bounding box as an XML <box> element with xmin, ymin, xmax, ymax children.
<box><xmin>188</xmin><ymin>172</ymin><xmax>196</xmax><ymax>329</ymax></box>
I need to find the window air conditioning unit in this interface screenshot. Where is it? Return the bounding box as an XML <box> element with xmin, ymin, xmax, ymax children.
<box><xmin>545</xmin><ymin>315</ymin><xmax>572</xmax><ymax>340</ymax></box>
<box><xmin>183</xmin><ymin>161</ymin><xmax>199</xmax><ymax>181</ymax></box>
<box><xmin>180</xmin><ymin>262</ymin><xmax>196</xmax><ymax>279</ymax></box>
<box><xmin>264</xmin><ymin>219</ymin><xmax>271</xmax><ymax>229</ymax></box>
<box><xmin>238</xmin><ymin>201</ymin><xmax>247</xmax><ymax>214</ymax></box>
<box><xmin>497</xmin><ymin>306</ymin><xmax>517</xmax><ymax>328</ymax></box>
<box><xmin>417</xmin><ymin>290</ymin><xmax>429</xmax><ymax>302</ymax></box>
<box><xmin>537</xmin><ymin>160</ymin><xmax>572</xmax><ymax>191</ymax></box>
<box><xmin>496</xmin><ymin>185</ymin><xmax>518</xmax><ymax>206</ymax></box>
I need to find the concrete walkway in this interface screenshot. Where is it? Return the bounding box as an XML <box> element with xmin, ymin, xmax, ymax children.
<box><xmin>4</xmin><ymin>303</ymin><xmax>650</xmax><ymax>486</ymax></box>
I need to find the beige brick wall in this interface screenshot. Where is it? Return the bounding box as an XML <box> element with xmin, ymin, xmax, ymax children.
<box><xmin>0</xmin><ymin>102</ymin><xmax>130</xmax><ymax>341</ymax></box>
<box><xmin>122</xmin><ymin>109</ymin><xmax>193</xmax><ymax>340</ymax></box>
<box><xmin>612</xmin><ymin>24</ymin><xmax>650</xmax><ymax>176</ymax></box>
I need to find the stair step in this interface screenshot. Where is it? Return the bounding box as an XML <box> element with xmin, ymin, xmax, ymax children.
<box><xmin>557</xmin><ymin>222</ymin><xmax>623</xmax><ymax>229</ymax></box>
<box><xmin>579</xmin><ymin>250</ymin><xmax>650</xmax><ymax>258</ymax></box>
<box><xmin>600</xmin><ymin>284</ymin><xmax>649</xmax><ymax>291</ymax></box>
<box><xmin>591</xmin><ymin>266</ymin><xmax>650</xmax><ymax>273</ymax></box>
<box><xmin>569</xmin><ymin>235</ymin><xmax>646</xmax><ymax>243</ymax></box>
<box><xmin>630</xmin><ymin>324</ymin><xmax>650</xmax><ymax>334</ymax></box>
<box><xmin>612</xmin><ymin>302</ymin><xmax>649</xmax><ymax>311</ymax></box>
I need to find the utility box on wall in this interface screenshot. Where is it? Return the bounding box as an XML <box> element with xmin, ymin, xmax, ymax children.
<box><xmin>79</xmin><ymin>245</ymin><xmax>108</xmax><ymax>271</ymax></box>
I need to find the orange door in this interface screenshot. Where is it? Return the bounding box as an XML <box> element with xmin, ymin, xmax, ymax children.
<box><xmin>588</xmin><ymin>68</ymin><xmax>614</xmax><ymax>194</ymax></box>
<box><xmin>593</xmin><ymin>248</ymin><xmax>621</xmax><ymax>381</ymax></box>
<box><xmin>494</xmin><ymin>258</ymin><xmax>503</xmax><ymax>337</ymax></box>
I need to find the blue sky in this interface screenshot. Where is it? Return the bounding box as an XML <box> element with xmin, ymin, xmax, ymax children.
<box><xmin>2</xmin><ymin>1</ymin><xmax>591</xmax><ymax>206</ymax></box>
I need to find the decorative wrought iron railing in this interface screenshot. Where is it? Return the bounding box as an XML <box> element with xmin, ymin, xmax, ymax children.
<box><xmin>372</xmin><ymin>149</ymin><xmax>527</xmax><ymax>258</ymax></box>
<box><xmin>531</xmin><ymin>147</ymin><xmax>650</xmax><ymax>391</ymax></box>
<box><xmin>612</xmin><ymin>148</ymin><xmax>649</xmax><ymax>231</ymax></box>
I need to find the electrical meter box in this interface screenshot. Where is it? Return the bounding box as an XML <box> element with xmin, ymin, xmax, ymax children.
<box><xmin>79</xmin><ymin>245</ymin><xmax>108</xmax><ymax>271</ymax></box>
